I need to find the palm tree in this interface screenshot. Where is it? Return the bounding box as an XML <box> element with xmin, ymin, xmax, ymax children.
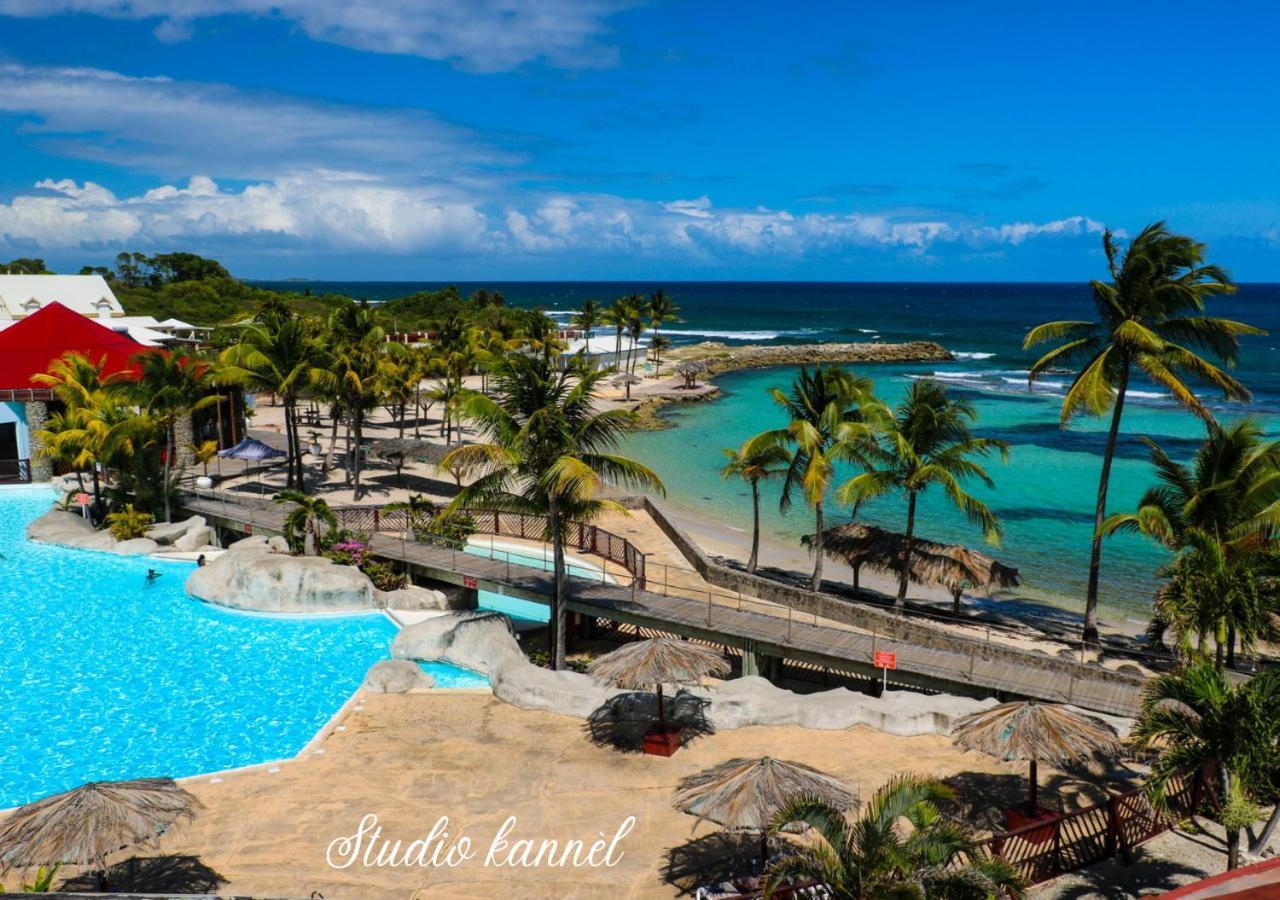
<box><xmin>572</xmin><ymin>299</ymin><xmax>602</xmax><ymax>340</ymax></box>
<box><xmin>755</xmin><ymin>365</ymin><xmax>881</xmax><ymax>592</ymax></box>
<box><xmin>1025</xmin><ymin>222</ymin><xmax>1260</xmax><ymax>643</ymax></box>
<box><xmin>130</xmin><ymin>349</ymin><xmax>221</xmax><ymax>522</ymax></box>
<box><xmin>602</xmin><ymin>296</ymin><xmax>634</xmax><ymax>372</ymax></box>
<box><xmin>219</xmin><ymin>311</ymin><xmax>318</xmax><ymax>490</ymax></box>
<box><xmin>721</xmin><ymin>437</ymin><xmax>791</xmax><ymax>573</ymax></box>
<box><xmin>313</xmin><ymin>304</ymin><xmax>388</xmax><ymax>499</ymax></box>
<box><xmin>1102</xmin><ymin>420</ymin><xmax>1280</xmax><ymax>664</ymax></box>
<box><xmin>274</xmin><ymin>489</ymin><xmax>337</xmax><ymax>556</ymax></box>
<box><xmin>33</xmin><ymin>351</ymin><xmax>127</xmax><ymax>510</ymax></box>
<box><xmin>442</xmin><ymin>353</ymin><xmax>664</xmax><ymax>669</ymax></box>
<box><xmin>1131</xmin><ymin>662</ymin><xmax>1280</xmax><ymax>870</ymax></box>
<box><xmin>764</xmin><ymin>774</ymin><xmax>1023</xmax><ymax>899</ymax></box>
<box><xmin>624</xmin><ymin>295</ymin><xmax>648</xmax><ymax>375</ymax></box>
<box><xmin>838</xmin><ymin>379</ymin><xmax>1008</xmax><ymax>610</ymax></box>
<box><xmin>647</xmin><ymin>289</ymin><xmax>681</xmax><ymax>376</ymax></box>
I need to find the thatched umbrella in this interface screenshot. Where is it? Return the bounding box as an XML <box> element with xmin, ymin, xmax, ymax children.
<box><xmin>803</xmin><ymin>523</ymin><xmax>1020</xmax><ymax>612</ymax></box>
<box><xmin>612</xmin><ymin>372</ymin><xmax>642</xmax><ymax>401</ymax></box>
<box><xmin>674</xmin><ymin>359</ymin><xmax>708</xmax><ymax>389</ymax></box>
<box><xmin>673</xmin><ymin>757</ymin><xmax>857</xmax><ymax>868</ymax></box>
<box><xmin>588</xmin><ymin>638</ymin><xmax>730</xmax><ymax>737</ymax></box>
<box><xmin>370</xmin><ymin>438</ymin><xmax>456</xmax><ymax>485</ymax></box>
<box><xmin>952</xmin><ymin>701</ymin><xmax>1122</xmax><ymax>812</ymax></box>
<box><xmin>0</xmin><ymin>778</ymin><xmax>202</xmax><ymax>889</ymax></box>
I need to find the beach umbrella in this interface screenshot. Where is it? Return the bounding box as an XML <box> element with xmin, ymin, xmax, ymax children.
<box><xmin>612</xmin><ymin>372</ymin><xmax>642</xmax><ymax>400</ymax></box>
<box><xmin>0</xmin><ymin>778</ymin><xmax>202</xmax><ymax>889</ymax></box>
<box><xmin>588</xmin><ymin>637</ymin><xmax>730</xmax><ymax>737</ymax></box>
<box><xmin>673</xmin><ymin>756</ymin><xmax>857</xmax><ymax>868</ymax></box>
<box><xmin>674</xmin><ymin>359</ymin><xmax>708</xmax><ymax>389</ymax></box>
<box><xmin>369</xmin><ymin>438</ymin><xmax>452</xmax><ymax>465</ymax></box>
<box><xmin>216</xmin><ymin>437</ymin><xmax>285</xmax><ymax>461</ymax></box>
<box><xmin>952</xmin><ymin>700</ymin><xmax>1122</xmax><ymax>812</ymax></box>
<box><xmin>802</xmin><ymin>522</ymin><xmax>1020</xmax><ymax>611</ymax></box>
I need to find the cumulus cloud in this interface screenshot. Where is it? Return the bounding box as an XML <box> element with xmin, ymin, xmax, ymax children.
<box><xmin>0</xmin><ymin>64</ymin><xmax>501</xmax><ymax>180</ymax></box>
<box><xmin>0</xmin><ymin>0</ymin><xmax>629</xmax><ymax>72</ymax></box>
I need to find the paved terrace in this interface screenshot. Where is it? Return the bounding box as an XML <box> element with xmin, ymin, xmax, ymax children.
<box><xmin>178</xmin><ymin>492</ymin><xmax>1146</xmax><ymax>717</ymax></box>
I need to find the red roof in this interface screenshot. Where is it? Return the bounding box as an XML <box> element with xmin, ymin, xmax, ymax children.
<box><xmin>1162</xmin><ymin>856</ymin><xmax>1280</xmax><ymax>898</ymax></box>
<box><xmin>0</xmin><ymin>301</ymin><xmax>146</xmax><ymax>391</ymax></box>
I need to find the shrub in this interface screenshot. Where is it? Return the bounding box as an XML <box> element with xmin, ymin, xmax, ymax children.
<box><xmin>415</xmin><ymin>512</ymin><xmax>477</xmax><ymax>550</ymax></box>
<box><xmin>323</xmin><ymin>537</ymin><xmax>370</xmax><ymax>567</ymax></box>
<box><xmin>528</xmin><ymin>648</ymin><xmax>590</xmax><ymax>674</ymax></box>
<box><xmin>363</xmin><ymin>560</ymin><xmax>408</xmax><ymax>592</ymax></box>
<box><xmin>104</xmin><ymin>504</ymin><xmax>153</xmax><ymax>541</ymax></box>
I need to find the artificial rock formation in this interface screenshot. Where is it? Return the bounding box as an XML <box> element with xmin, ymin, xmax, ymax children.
<box><xmin>363</xmin><ymin>659</ymin><xmax>435</xmax><ymax>693</ymax></box>
<box><xmin>186</xmin><ymin>539</ymin><xmax>448</xmax><ymax>614</ymax></box>
<box><xmin>392</xmin><ymin>612</ymin><xmax>998</xmax><ymax>736</ymax></box>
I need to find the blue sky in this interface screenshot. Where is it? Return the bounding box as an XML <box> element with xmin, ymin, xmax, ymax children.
<box><xmin>0</xmin><ymin>0</ymin><xmax>1277</xmax><ymax>280</ymax></box>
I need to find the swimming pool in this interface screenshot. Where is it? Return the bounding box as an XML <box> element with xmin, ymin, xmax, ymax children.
<box><xmin>0</xmin><ymin>487</ymin><xmax>486</xmax><ymax>808</ymax></box>
<box><xmin>466</xmin><ymin>538</ymin><xmax>614</xmax><ymax>625</ymax></box>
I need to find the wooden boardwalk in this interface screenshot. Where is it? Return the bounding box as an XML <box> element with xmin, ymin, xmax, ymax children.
<box><xmin>181</xmin><ymin>493</ymin><xmax>1145</xmax><ymax>717</ymax></box>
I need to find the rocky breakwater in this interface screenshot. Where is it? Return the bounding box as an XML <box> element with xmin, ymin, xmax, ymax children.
<box><xmin>684</xmin><ymin>339</ymin><xmax>953</xmax><ymax>375</ymax></box>
<box><xmin>186</xmin><ymin>535</ymin><xmax>449</xmax><ymax>614</ymax></box>
<box><xmin>392</xmin><ymin>612</ymin><xmax>998</xmax><ymax>736</ymax></box>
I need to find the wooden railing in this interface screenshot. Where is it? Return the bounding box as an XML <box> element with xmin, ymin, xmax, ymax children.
<box><xmin>0</xmin><ymin>458</ymin><xmax>31</xmax><ymax>484</ymax></box>
<box><xmin>330</xmin><ymin>505</ymin><xmax>647</xmax><ymax>588</ymax></box>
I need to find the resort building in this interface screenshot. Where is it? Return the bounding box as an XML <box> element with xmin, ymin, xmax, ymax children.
<box><xmin>0</xmin><ymin>274</ymin><xmax>205</xmax><ymax>346</ymax></box>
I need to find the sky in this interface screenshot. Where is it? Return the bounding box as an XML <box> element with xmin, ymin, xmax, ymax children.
<box><xmin>0</xmin><ymin>1</ymin><xmax>1277</xmax><ymax>281</ymax></box>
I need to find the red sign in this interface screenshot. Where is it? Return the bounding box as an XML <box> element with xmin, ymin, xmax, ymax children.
<box><xmin>873</xmin><ymin>650</ymin><xmax>897</xmax><ymax>670</ymax></box>
<box><xmin>73</xmin><ymin>492</ymin><xmax>92</xmax><ymax>507</ymax></box>
<box><xmin>244</xmin><ymin>523</ymin><xmax>254</xmax><ymax>535</ymax></box>
<box><xmin>463</xmin><ymin>576</ymin><xmax>478</xmax><ymax>589</ymax></box>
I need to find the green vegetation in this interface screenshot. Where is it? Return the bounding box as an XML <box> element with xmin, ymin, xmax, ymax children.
<box><xmin>1024</xmin><ymin>222</ymin><xmax>1261</xmax><ymax>644</ymax></box>
<box><xmin>720</xmin><ymin>438</ymin><xmax>791</xmax><ymax>574</ymax></box>
<box><xmin>442</xmin><ymin>353</ymin><xmax>665</xmax><ymax>669</ymax></box>
<box><xmin>104</xmin><ymin>504</ymin><xmax>153</xmax><ymax>541</ymax></box>
<box><xmin>274</xmin><ymin>490</ymin><xmax>337</xmax><ymax>556</ymax></box>
<box><xmin>763</xmin><ymin>774</ymin><xmax>1023</xmax><ymax>899</ymax></box>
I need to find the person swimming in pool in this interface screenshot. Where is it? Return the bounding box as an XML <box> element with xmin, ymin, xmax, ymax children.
<box><xmin>146</xmin><ymin>568</ymin><xmax>162</xmax><ymax>581</ymax></box>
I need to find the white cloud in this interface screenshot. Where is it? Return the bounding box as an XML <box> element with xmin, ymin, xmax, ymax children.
<box><xmin>0</xmin><ymin>64</ymin><xmax>501</xmax><ymax>180</ymax></box>
<box><xmin>0</xmin><ymin>0</ymin><xmax>629</xmax><ymax>72</ymax></box>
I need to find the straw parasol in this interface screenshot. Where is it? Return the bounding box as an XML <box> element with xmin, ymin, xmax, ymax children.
<box><xmin>0</xmin><ymin>778</ymin><xmax>202</xmax><ymax>889</ymax></box>
<box><xmin>952</xmin><ymin>701</ymin><xmax>1122</xmax><ymax>812</ymax></box>
<box><xmin>673</xmin><ymin>756</ymin><xmax>857</xmax><ymax>868</ymax></box>
<box><xmin>588</xmin><ymin>638</ymin><xmax>730</xmax><ymax>736</ymax></box>
<box><xmin>612</xmin><ymin>372</ymin><xmax>642</xmax><ymax>400</ymax></box>
<box><xmin>803</xmin><ymin>523</ymin><xmax>1020</xmax><ymax>611</ymax></box>
<box><xmin>674</xmin><ymin>359</ymin><xmax>708</xmax><ymax>389</ymax></box>
<box><xmin>370</xmin><ymin>437</ymin><xmax>453</xmax><ymax>466</ymax></box>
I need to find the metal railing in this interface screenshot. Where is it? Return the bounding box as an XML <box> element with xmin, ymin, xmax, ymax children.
<box><xmin>0</xmin><ymin>458</ymin><xmax>31</xmax><ymax>484</ymax></box>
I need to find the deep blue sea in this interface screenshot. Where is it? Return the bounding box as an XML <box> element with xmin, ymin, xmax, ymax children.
<box><xmin>258</xmin><ymin>281</ymin><xmax>1280</xmax><ymax>624</ymax></box>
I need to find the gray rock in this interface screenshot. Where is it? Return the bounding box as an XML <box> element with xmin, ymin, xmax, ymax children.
<box><xmin>391</xmin><ymin>612</ymin><xmax>1009</xmax><ymax>737</ymax></box>
<box><xmin>226</xmin><ymin>535</ymin><xmax>270</xmax><ymax>553</ymax></box>
<box><xmin>27</xmin><ymin>509</ymin><xmax>117</xmax><ymax>551</ymax></box>
<box><xmin>266</xmin><ymin>535</ymin><xmax>291</xmax><ymax>554</ymax></box>
<box><xmin>363</xmin><ymin>659</ymin><xmax>435</xmax><ymax>693</ymax></box>
<box><xmin>185</xmin><ymin>548</ymin><xmax>380</xmax><ymax>613</ymax></box>
<box><xmin>173</xmin><ymin>527</ymin><xmax>215</xmax><ymax>552</ymax></box>
<box><xmin>146</xmin><ymin>519</ymin><xmax>193</xmax><ymax>544</ymax></box>
<box><xmin>377</xmin><ymin>584</ymin><xmax>449</xmax><ymax>611</ymax></box>
<box><xmin>112</xmin><ymin>538</ymin><xmax>160</xmax><ymax>556</ymax></box>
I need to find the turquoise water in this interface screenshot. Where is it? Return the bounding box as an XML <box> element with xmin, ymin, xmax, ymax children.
<box><xmin>621</xmin><ymin>362</ymin><xmax>1273</xmax><ymax>622</ymax></box>
<box><xmin>468</xmin><ymin>541</ymin><xmax>613</xmax><ymax>625</ymax></box>
<box><xmin>0</xmin><ymin>488</ymin><xmax>485</xmax><ymax>808</ymax></box>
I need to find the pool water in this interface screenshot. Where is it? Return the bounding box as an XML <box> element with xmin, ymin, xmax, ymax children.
<box><xmin>0</xmin><ymin>488</ymin><xmax>486</xmax><ymax>808</ymax></box>
<box><xmin>467</xmin><ymin>540</ymin><xmax>614</xmax><ymax>625</ymax></box>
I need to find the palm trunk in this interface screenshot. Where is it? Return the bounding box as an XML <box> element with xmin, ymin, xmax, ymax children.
<box><xmin>398</xmin><ymin>402</ymin><xmax>406</xmax><ymax>439</ymax></box>
<box><xmin>1251</xmin><ymin>802</ymin><xmax>1280</xmax><ymax>855</ymax></box>
<box><xmin>323</xmin><ymin>408</ymin><xmax>340</xmax><ymax>474</ymax></box>
<box><xmin>811</xmin><ymin>501</ymin><xmax>824</xmax><ymax>592</ymax></box>
<box><xmin>614</xmin><ymin>327</ymin><xmax>622</xmax><ymax>369</ymax></box>
<box><xmin>748</xmin><ymin>480</ymin><xmax>761</xmax><ymax>574</ymax></box>
<box><xmin>163</xmin><ymin>422</ymin><xmax>174</xmax><ymax>523</ymax></box>
<box><xmin>897</xmin><ymin>490</ymin><xmax>917</xmax><ymax>609</ymax></box>
<box><xmin>1225</xmin><ymin>768</ymin><xmax>1240</xmax><ymax>870</ymax></box>
<box><xmin>414</xmin><ymin>383</ymin><xmax>422</xmax><ymax>439</ymax></box>
<box><xmin>548</xmin><ymin>496</ymin><xmax>567</xmax><ymax>670</ymax></box>
<box><xmin>343</xmin><ymin>413</ymin><xmax>353</xmax><ymax>485</ymax></box>
<box><xmin>1084</xmin><ymin>364</ymin><xmax>1129</xmax><ymax>644</ymax></box>
<box><xmin>352</xmin><ymin>409</ymin><xmax>364</xmax><ymax>499</ymax></box>
<box><xmin>282</xmin><ymin>398</ymin><xmax>296</xmax><ymax>490</ymax></box>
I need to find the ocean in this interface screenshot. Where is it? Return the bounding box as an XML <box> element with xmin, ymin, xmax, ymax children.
<box><xmin>257</xmin><ymin>281</ymin><xmax>1280</xmax><ymax>623</ymax></box>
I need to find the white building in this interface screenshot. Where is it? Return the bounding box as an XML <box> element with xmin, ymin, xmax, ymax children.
<box><xmin>0</xmin><ymin>275</ymin><xmax>202</xmax><ymax>346</ymax></box>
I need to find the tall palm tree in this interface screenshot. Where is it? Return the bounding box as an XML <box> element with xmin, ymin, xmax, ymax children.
<box><xmin>572</xmin><ymin>299</ymin><xmax>602</xmax><ymax>340</ymax></box>
<box><xmin>274</xmin><ymin>489</ymin><xmax>337</xmax><ymax>556</ymax></box>
<box><xmin>647</xmin><ymin>288</ymin><xmax>681</xmax><ymax>376</ymax></box>
<box><xmin>838</xmin><ymin>379</ymin><xmax>1008</xmax><ymax>610</ymax></box>
<box><xmin>764</xmin><ymin>774</ymin><xmax>1023</xmax><ymax>899</ymax></box>
<box><xmin>624</xmin><ymin>295</ymin><xmax>648</xmax><ymax>375</ymax></box>
<box><xmin>755</xmin><ymin>365</ymin><xmax>881</xmax><ymax>592</ymax></box>
<box><xmin>721</xmin><ymin>437</ymin><xmax>791</xmax><ymax>574</ymax></box>
<box><xmin>219</xmin><ymin>311</ymin><xmax>318</xmax><ymax>491</ymax></box>
<box><xmin>442</xmin><ymin>353</ymin><xmax>664</xmax><ymax>669</ymax></box>
<box><xmin>33</xmin><ymin>351</ymin><xmax>127</xmax><ymax>510</ymax></box>
<box><xmin>602</xmin><ymin>296</ymin><xmax>634</xmax><ymax>372</ymax></box>
<box><xmin>1131</xmin><ymin>662</ymin><xmax>1280</xmax><ymax>870</ymax></box>
<box><xmin>1025</xmin><ymin>222</ymin><xmax>1260</xmax><ymax>643</ymax></box>
<box><xmin>313</xmin><ymin>304</ymin><xmax>389</xmax><ymax>498</ymax></box>
<box><xmin>1102</xmin><ymin>420</ymin><xmax>1280</xmax><ymax>664</ymax></box>
<box><xmin>130</xmin><ymin>349</ymin><xmax>221</xmax><ymax>522</ymax></box>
